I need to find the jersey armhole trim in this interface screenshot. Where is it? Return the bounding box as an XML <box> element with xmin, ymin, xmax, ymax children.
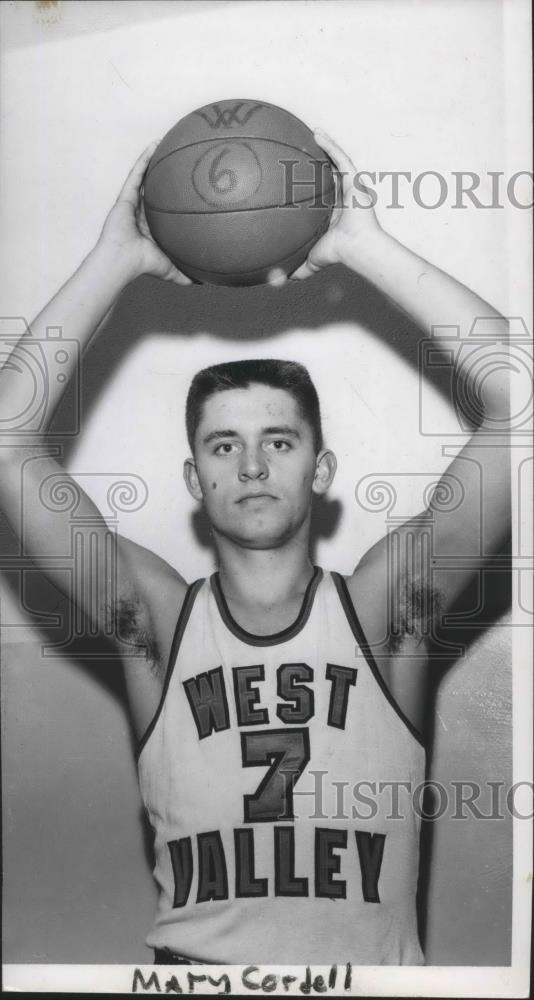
<box><xmin>136</xmin><ymin>578</ymin><xmax>204</xmax><ymax>761</ymax></box>
<box><xmin>331</xmin><ymin>572</ymin><xmax>426</xmax><ymax>750</ymax></box>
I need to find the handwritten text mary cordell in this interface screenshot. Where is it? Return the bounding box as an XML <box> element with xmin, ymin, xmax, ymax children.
<box><xmin>132</xmin><ymin>963</ymin><xmax>353</xmax><ymax>995</ymax></box>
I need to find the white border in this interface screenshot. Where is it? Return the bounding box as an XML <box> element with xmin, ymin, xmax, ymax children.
<box><xmin>505</xmin><ymin>0</ymin><xmax>533</xmax><ymax>980</ymax></box>
<box><xmin>1</xmin><ymin>962</ymin><xmax>531</xmax><ymax>996</ymax></box>
<box><xmin>1</xmin><ymin>0</ymin><xmax>532</xmax><ymax>995</ymax></box>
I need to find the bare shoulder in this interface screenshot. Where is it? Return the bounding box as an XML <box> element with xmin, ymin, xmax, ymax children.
<box><xmin>113</xmin><ymin>534</ymin><xmax>189</xmax><ymax>669</ymax></box>
<box><xmin>114</xmin><ymin>534</ymin><xmax>193</xmax><ymax>741</ymax></box>
<box><xmin>346</xmin><ymin>511</ymin><xmax>441</xmax><ymax>654</ymax></box>
<box><xmin>343</xmin><ymin>521</ymin><xmax>438</xmax><ymax>739</ymax></box>
<box><xmin>116</xmin><ymin>533</ymin><xmax>188</xmax><ymax>598</ymax></box>
<box><xmin>344</xmin><ymin>555</ymin><xmax>390</xmax><ymax>660</ymax></box>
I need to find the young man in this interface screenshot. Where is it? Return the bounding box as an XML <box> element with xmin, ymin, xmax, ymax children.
<box><xmin>0</xmin><ymin>132</ymin><xmax>510</xmax><ymax>965</ymax></box>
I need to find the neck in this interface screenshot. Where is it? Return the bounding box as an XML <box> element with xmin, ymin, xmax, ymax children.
<box><xmin>215</xmin><ymin>531</ymin><xmax>314</xmax><ymax>610</ymax></box>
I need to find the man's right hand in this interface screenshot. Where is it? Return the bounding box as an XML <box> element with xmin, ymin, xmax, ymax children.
<box><xmin>97</xmin><ymin>142</ymin><xmax>193</xmax><ymax>286</ymax></box>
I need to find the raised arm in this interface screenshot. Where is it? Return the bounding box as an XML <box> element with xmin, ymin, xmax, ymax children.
<box><xmin>0</xmin><ymin>144</ymin><xmax>190</xmax><ymax>726</ymax></box>
<box><xmin>290</xmin><ymin>131</ymin><xmax>511</xmax><ymax>730</ymax></box>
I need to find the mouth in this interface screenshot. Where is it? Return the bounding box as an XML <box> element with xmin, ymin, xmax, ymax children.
<box><xmin>236</xmin><ymin>493</ymin><xmax>277</xmax><ymax>504</ymax></box>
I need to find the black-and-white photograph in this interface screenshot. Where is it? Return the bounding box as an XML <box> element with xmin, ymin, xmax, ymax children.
<box><xmin>0</xmin><ymin>1</ymin><xmax>531</xmax><ymax>995</ymax></box>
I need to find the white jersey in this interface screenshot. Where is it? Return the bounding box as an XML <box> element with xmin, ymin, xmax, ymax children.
<box><xmin>137</xmin><ymin>568</ymin><xmax>425</xmax><ymax>965</ymax></box>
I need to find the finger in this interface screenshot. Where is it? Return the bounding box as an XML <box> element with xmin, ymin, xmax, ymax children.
<box><xmin>158</xmin><ymin>256</ymin><xmax>193</xmax><ymax>285</ymax></box>
<box><xmin>136</xmin><ymin>197</ymin><xmax>153</xmax><ymax>238</ymax></box>
<box><xmin>117</xmin><ymin>140</ymin><xmax>160</xmax><ymax>206</ymax></box>
<box><xmin>332</xmin><ymin>169</ymin><xmax>345</xmax><ymax>212</ymax></box>
<box><xmin>267</xmin><ymin>267</ymin><xmax>288</xmax><ymax>288</ymax></box>
<box><xmin>289</xmin><ymin>260</ymin><xmax>317</xmax><ymax>281</ymax></box>
<box><xmin>168</xmin><ymin>267</ymin><xmax>193</xmax><ymax>286</ymax></box>
<box><xmin>313</xmin><ymin>128</ymin><xmax>356</xmax><ymax>177</ymax></box>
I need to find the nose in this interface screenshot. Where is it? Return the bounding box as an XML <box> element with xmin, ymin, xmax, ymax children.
<box><xmin>238</xmin><ymin>445</ymin><xmax>269</xmax><ymax>481</ymax></box>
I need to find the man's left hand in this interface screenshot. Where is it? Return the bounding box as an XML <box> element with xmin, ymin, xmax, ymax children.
<box><xmin>286</xmin><ymin>129</ymin><xmax>383</xmax><ymax>282</ymax></box>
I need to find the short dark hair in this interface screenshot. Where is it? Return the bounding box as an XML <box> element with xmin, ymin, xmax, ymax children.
<box><xmin>186</xmin><ymin>359</ymin><xmax>323</xmax><ymax>454</ymax></box>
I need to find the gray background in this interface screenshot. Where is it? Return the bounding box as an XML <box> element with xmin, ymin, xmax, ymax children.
<box><xmin>1</xmin><ymin>0</ymin><xmax>520</xmax><ymax>967</ymax></box>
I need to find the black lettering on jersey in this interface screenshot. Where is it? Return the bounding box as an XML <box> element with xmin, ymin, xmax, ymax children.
<box><xmin>232</xmin><ymin>665</ymin><xmax>269</xmax><ymax>726</ymax></box>
<box><xmin>355</xmin><ymin>831</ymin><xmax>386</xmax><ymax>903</ymax></box>
<box><xmin>325</xmin><ymin>664</ymin><xmax>357</xmax><ymax>729</ymax></box>
<box><xmin>234</xmin><ymin>828</ymin><xmax>268</xmax><ymax>897</ymax></box>
<box><xmin>276</xmin><ymin>663</ymin><xmax>314</xmax><ymax>724</ymax></box>
<box><xmin>274</xmin><ymin>826</ymin><xmax>309</xmax><ymax>896</ymax></box>
<box><xmin>241</xmin><ymin>728</ymin><xmax>311</xmax><ymax>823</ymax></box>
<box><xmin>196</xmin><ymin>831</ymin><xmax>229</xmax><ymax>903</ymax></box>
<box><xmin>183</xmin><ymin>667</ymin><xmax>230</xmax><ymax>739</ymax></box>
<box><xmin>315</xmin><ymin>827</ymin><xmax>347</xmax><ymax>899</ymax></box>
<box><xmin>168</xmin><ymin>836</ymin><xmax>193</xmax><ymax>908</ymax></box>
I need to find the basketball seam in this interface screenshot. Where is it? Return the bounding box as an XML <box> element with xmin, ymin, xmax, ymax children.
<box><xmin>163</xmin><ymin>218</ymin><xmax>330</xmax><ymax>277</ymax></box>
<box><xmin>143</xmin><ymin>188</ymin><xmax>335</xmax><ymax>216</ymax></box>
<box><xmin>145</xmin><ymin>136</ymin><xmax>333</xmax><ymax>179</ymax></box>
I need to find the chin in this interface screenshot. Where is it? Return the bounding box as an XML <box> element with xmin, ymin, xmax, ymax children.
<box><xmin>230</xmin><ymin>528</ymin><xmax>292</xmax><ymax>550</ymax></box>
<box><xmin>237</xmin><ymin>534</ymin><xmax>290</xmax><ymax>551</ymax></box>
<box><xmin>208</xmin><ymin>503</ymin><xmax>310</xmax><ymax>550</ymax></box>
<box><xmin>216</xmin><ymin>518</ymin><xmax>297</xmax><ymax>550</ymax></box>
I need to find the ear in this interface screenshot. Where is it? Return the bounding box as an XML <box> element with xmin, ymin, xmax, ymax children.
<box><xmin>183</xmin><ymin>457</ymin><xmax>203</xmax><ymax>501</ymax></box>
<box><xmin>312</xmin><ymin>449</ymin><xmax>337</xmax><ymax>495</ymax></box>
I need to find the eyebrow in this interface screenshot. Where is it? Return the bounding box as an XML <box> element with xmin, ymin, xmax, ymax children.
<box><xmin>202</xmin><ymin>425</ymin><xmax>302</xmax><ymax>445</ymax></box>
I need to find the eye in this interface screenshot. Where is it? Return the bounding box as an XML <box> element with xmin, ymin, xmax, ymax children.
<box><xmin>214</xmin><ymin>442</ymin><xmax>240</xmax><ymax>455</ymax></box>
<box><xmin>265</xmin><ymin>439</ymin><xmax>291</xmax><ymax>452</ymax></box>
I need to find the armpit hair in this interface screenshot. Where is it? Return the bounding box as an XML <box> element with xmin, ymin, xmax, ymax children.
<box><xmin>387</xmin><ymin>575</ymin><xmax>443</xmax><ymax>654</ymax></box>
<box><xmin>106</xmin><ymin>593</ymin><xmax>161</xmax><ymax>671</ymax></box>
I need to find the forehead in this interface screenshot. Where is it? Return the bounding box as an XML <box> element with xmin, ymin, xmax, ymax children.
<box><xmin>198</xmin><ymin>384</ymin><xmax>306</xmax><ymax>432</ymax></box>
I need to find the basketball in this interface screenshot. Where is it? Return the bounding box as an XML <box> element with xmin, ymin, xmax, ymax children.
<box><xmin>143</xmin><ymin>99</ymin><xmax>336</xmax><ymax>286</ymax></box>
